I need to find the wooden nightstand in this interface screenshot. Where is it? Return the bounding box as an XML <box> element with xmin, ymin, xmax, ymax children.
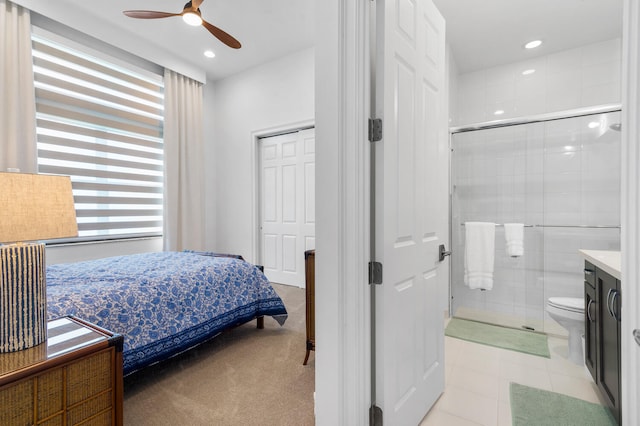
<box><xmin>303</xmin><ymin>249</ymin><xmax>315</xmax><ymax>365</ymax></box>
<box><xmin>0</xmin><ymin>316</ymin><xmax>124</xmax><ymax>425</ymax></box>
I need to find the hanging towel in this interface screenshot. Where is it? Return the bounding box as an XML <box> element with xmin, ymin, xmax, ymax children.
<box><xmin>464</xmin><ymin>222</ymin><xmax>496</xmax><ymax>290</ymax></box>
<box><xmin>504</xmin><ymin>223</ymin><xmax>524</xmax><ymax>257</ymax></box>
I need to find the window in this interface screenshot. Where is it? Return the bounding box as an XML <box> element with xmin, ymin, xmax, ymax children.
<box><xmin>31</xmin><ymin>28</ymin><xmax>164</xmax><ymax>241</ymax></box>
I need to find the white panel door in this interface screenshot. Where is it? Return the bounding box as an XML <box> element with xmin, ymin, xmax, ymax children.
<box><xmin>374</xmin><ymin>0</ymin><xmax>446</xmax><ymax>424</ymax></box>
<box><xmin>260</xmin><ymin>128</ymin><xmax>315</xmax><ymax>287</ymax></box>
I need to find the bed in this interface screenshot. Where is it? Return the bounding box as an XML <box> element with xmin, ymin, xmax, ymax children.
<box><xmin>46</xmin><ymin>251</ymin><xmax>288</xmax><ymax>375</ymax></box>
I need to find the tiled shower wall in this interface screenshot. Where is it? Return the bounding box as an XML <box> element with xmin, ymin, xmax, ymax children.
<box><xmin>449</xmin><ymin>39</ymin><xmax>621</xmax><ymax>334</ymax></box>
<box><xmin>452</xmin><ymin>38</ymin><xmax>621</xmax><ymax>126</ymax></box>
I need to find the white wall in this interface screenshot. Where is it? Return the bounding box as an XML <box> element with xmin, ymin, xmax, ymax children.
<box><xmin>46</xmin><ymin>237</ymin><xmax>163</xmax><ymax>265</ymax></box>
<box><xmin>455</xmin><ymin>38</ymin><xmax>621</xmax><ymax>125</ymax></box>
<box><xmin>206</xmin><ymin>47</ymin><xmax>315</xmax><ymax>263</ymax></box>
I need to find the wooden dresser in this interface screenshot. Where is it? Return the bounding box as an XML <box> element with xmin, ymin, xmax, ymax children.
<box><xmin>0</xmin><ymin>316</ymin><xmax>124</xmax><ymax>425</ymax></box>
<box><xmin>303</xmin><ymin>250</ymin><xmax>315</xmax><ymax>365</ymax></box>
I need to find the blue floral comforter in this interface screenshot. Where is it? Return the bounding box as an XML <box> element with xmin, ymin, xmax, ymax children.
<box><xmin>46</xmin><ymin>251</ymin><xmax>288</xmax><ymax>374</ymax></box>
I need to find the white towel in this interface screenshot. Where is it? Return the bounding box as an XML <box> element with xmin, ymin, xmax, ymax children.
<box><xmin>504</xmin><ymin>223</ymin><xmax>524</xmax><ymax>257</ymax></box>
<box><xmin>464</xmin><ymin>222</ymin><xmax>496</xmax><ymax>290</ymax></box>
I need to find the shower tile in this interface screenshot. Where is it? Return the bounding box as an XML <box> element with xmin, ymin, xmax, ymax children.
<box><xmin>581</xmin><ymin>38</ymin><xmax>622</xmax><ymax>67</ymax></box>
<box><xmin>544</xmin><ymin>151</ymin><xmax>582</xmax><ymax>174</ymax></box>
<box><xmin>515</xmin><ymin>71</ymin><xmax>546</xmax><ymax>98</ymax></box>
<box><xmin>546</xmin><ymin>73</ymin><xmax>581</xmax><ymax>111</ymax></box>
<box><xmin>514</xmin><ymin>96</ymin><xmax>547</xmax><ymax>117</ymax></box>
<box><xmin>486</xmin><ymin>82</ymin><xmax>515</xmax><ymax>104</ymax></box>
<box><xmin>513</xmin><ymin>155</ymin><xmax>526</xmax><ymax>176</ymax></box>
<box><xmin>581</xmin><ymin>83</ymin><xmax>621</xmax><ymax>108</ymax></box>
<box><xmin>543</xmin><ymin>172</ymin><xmax>581</xmax><ymax>194</ymax></box>
<box><xmin>544</xmin><ymin>192</ymin><xmax>580</xmax><ymax>215</ymax></box>
<box><xmin>459</xmin><ymin>69</ymin><xmax>487</xmax><ymax>90</ymax></box>
<box><xmin>547</xmin><ymin>47</ymin><xmax>581</xmax><ymax>75</ymax></box>
<box><xmin>543</xmin><ymin>252</ymin><xmax>582</xmax><ymax>273</ymax></box>
<box><xmin>582</xmin><ymin>61</ymin><xmax>619</xmax><ymax>87</ymax></box>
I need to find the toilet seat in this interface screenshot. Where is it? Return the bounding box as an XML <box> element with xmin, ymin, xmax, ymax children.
<box><xmin>548</xmin><ymin>297</ymin><xmax>584</xmax><ymax>313</ymax></box>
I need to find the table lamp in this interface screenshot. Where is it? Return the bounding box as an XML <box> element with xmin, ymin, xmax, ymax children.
<box><xmin>0</xmin><ymin>172</ymin><xmax>78</xmax><ymax>352</ymax></box>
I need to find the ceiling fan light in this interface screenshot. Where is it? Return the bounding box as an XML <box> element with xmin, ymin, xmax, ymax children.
<box><xmin>183</xmin><ymin>12</ymin><xmax>203</xmax><ymax>26</ymax></box>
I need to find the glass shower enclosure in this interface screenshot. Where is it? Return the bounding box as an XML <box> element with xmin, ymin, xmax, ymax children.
<box><xmin>450</xmin><ymin>107</ymin><xmax>621</xmax><ymax>334</ymax></box>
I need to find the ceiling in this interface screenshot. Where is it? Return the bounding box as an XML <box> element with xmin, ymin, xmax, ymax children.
<box><xmin>52</xmin><ymin>0</ymin><xmax>315</xmax><ymax>82</ymax></box>
<box><xmin>432</xmin><ymin>0</ymin><xmax>623</xmax><ymax>73</ymax></box>
<box><xmin>45</xmin><ymin>1</ymin><xmax>622</xmax><ymax>81</ymax></box>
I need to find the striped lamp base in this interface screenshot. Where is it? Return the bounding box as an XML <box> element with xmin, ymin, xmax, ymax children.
<box><xmin>0</xmin><ymin>243</ymin><xmax>47</xmax><ymax>352</ymax></box>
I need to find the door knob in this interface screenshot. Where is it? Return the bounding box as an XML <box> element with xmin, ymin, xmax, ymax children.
<box><xmin>438</xmin><ymin>244</ymin><xmax>451</xmax><ymax>262</ymax></box>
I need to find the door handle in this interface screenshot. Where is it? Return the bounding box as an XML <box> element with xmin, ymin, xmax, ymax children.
<box><xmin>611</xmin><ymin>290</ymin><xmax>620</xmax><ymax>322</ymax></box>
<box><xmin>587</xmin><ymin>299</ymin><xmax>595</xmax><ymax>322</ymax></box>
<box><xmin>607</xmin><ymin>288</ymin><xmax>615</xmax><ymax>317</ymax></box>
<box><xmin>438</xmin><ymin>244</ymin><xmax>451</xmax><ymax>262</ymax></box>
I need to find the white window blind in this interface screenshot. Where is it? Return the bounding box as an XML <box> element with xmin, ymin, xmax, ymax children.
<box><xmin>31</xmin><ymin>30</ymin><xmax>164</xmax><ymax>241</ymax></box>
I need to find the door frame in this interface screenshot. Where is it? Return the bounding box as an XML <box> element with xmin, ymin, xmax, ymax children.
<box><xmin>316</xmin><ymin>0</ymin><xmax>640</xmax><ymax>424</ymax></box>
<box><xmin>621</xmin><ymin>1</ymin><xmax>640</xmax><ymax>424</ymax></box>
<box><xmin>314</xmin><ymin>0</ymin><xmax>372</xmax><ymax>424</ymax></box>
<box><xmin>251</xmin><ymin>119</ymin><xmax>315</xmax><ymax>267</ymax></box>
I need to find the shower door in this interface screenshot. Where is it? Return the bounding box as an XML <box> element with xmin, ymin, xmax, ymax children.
<box><xmin>450</xmin><ymin>109</ymin><xmax>621</xmax><ymax>332</ymax></box>
<box><xmin>451</xmin><ymin>122</ymin><xmax>546</xmax><ymax>330</ymax></box>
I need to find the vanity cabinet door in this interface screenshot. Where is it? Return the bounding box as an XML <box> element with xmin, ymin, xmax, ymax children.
<box><xmin>584</xmin><ymin>277</ymin><xmax>597</xmax><ymax>381</ymax></box>
<box><xmin>597</xmin><ymin>269</ymin><xmax>621</xmax><ymax>425</ymax></box>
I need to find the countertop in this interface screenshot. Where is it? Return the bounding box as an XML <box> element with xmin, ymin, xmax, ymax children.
<box><xmin>579</xmin><ymin>249</ymin><xmax>621</xmax><ymax>280</ymax></box>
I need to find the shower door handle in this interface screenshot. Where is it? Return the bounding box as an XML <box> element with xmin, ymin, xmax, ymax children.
<box><xmin>634</xmin><ymin>329</ymin><xmax>640</xmax><ymax>347</ymax></box>
<box><xmin>438</xmin><ymin>244</ymin><xmax>451</xmax><ymax>262</ymax></box>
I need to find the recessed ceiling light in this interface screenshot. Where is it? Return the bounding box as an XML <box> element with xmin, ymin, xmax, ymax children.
<box><xmin>522</xmin><ymin>69</ymin><xmax>536</xmax><ymax>75</ymax></box>
<box><xmin>494</xmin><ymin>110</ymin><xmax>505</xmax><ymax>115</ymax></box>
<box><xmin>524</xmin><ymin>40</ymin><xmax>542</xmax><ymax>49</ymax></box>
<box><xmin>204</xmin><ymin>50</ymin><xmax>216</xmax><ymax>58</ymax></box>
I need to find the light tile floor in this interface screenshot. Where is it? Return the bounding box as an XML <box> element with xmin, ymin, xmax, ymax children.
<box><xmin>420</xmin><ymin>333</ymin><xmax>604</xmax><ymax>425</ymax></box>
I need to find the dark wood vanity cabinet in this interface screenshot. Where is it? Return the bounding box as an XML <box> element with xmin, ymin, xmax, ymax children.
<box><xmin>584</xmin><ymin>266</ymin><xmax>597</xmax><ymax>380</ymax></box>
<box><xmin>584</xmin><ymin>261</ymin><xmax>621</xmax><ymax>425</ymax></box>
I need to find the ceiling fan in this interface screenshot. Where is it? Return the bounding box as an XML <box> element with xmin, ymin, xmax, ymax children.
<box><xmin>123</xmin><ymin>0</ymin><xmax>241</xmax><ymax>49</ymax></box>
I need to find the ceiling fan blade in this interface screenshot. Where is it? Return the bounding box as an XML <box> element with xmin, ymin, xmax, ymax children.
<box><xmin>191</xmin><ymin>0</ymin><xmax>204</xmax><ymax>9</ymax></box>
<box><xmin>202</xmin><ymin>20</ymin><xmax>242</xmax><ymax>49</ymax></box>
<box><xmin>123</xmin><ymin>10</ymin><xmax>181</xmax><ymax>19</ymax></box>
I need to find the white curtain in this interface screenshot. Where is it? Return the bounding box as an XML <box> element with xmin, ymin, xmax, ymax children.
<box><xmin>0</xmin><ymin>0</ymin><xmax>37</xmax><ymax>173</ymax></box>
<box><xmin>163</xmin><ymin>69</ymin><xmax>205</xmax><ymax>251</ymax></box>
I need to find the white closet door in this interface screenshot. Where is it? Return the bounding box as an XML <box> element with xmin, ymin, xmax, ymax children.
<box><xmin>260</xmin><ymin>128</ymin><xmax>315</xmax><ymax>287</ymax></box>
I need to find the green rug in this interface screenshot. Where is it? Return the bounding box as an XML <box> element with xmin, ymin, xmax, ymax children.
<box><xmin>510</xmin><ymin>383</ymin><xmax>616</xmax><ymax>426</ymax></box>
<box><xmin>445</xmin><ymin>318</ymin><xmax>550</xmax><ymax>358</ymax></box>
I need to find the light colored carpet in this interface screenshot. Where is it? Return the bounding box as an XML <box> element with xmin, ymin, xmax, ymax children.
<box><xmin>123</xmin><ymin>283</ymin><xmax>315</xmax><ymax>426</ymax></box>
<box><xmin>510</xmin><ymin>382</ymin><xmax>616</xmax><ymax>425</ymax></box>
<box><xmin>445</xmin><ymin>317</ymin><xmax>550</xmax><ymax>358</ymax></box>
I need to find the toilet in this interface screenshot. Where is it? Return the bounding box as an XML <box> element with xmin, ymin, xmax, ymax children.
<box><xmin>546</xmin><ymin>297</ymin><xmax>585</xmax><ymax>364</ymax></box>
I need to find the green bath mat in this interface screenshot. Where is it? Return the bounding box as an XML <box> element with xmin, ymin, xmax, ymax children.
<box><xmin>445</xmin><ymin>318</ymin><xmax>550</xmax><ymax>358</ymax></box>
<box><xmin>510</xmin><ymin>382</ymin><xmax>616</xmax><ymax>426</ymax></box>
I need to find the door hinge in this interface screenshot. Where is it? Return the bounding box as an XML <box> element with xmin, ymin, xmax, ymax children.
<box><xmin>368</xmin><ymin>118</ymin><xmax>383</xmax><ymax>142</ymax></box>
<box><xmin>369</xmin><ymin>261</ymin><xmax>383</xmax><ymax>285</ymax></box>
<box><xmin>369</xmin><ymin>404</ymin><xmax>383</xmax><ymax>426</ymax></box>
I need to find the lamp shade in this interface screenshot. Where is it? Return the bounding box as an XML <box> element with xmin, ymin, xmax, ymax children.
<box><xmin>0</xmin><ymin>172</ymin><xmax>77</xmax><ymax>352</ymax></box>
<box><xmin>0</xmin><ymin>172</ymin><xmax>78</xmax><ymax>243</ymax></box>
